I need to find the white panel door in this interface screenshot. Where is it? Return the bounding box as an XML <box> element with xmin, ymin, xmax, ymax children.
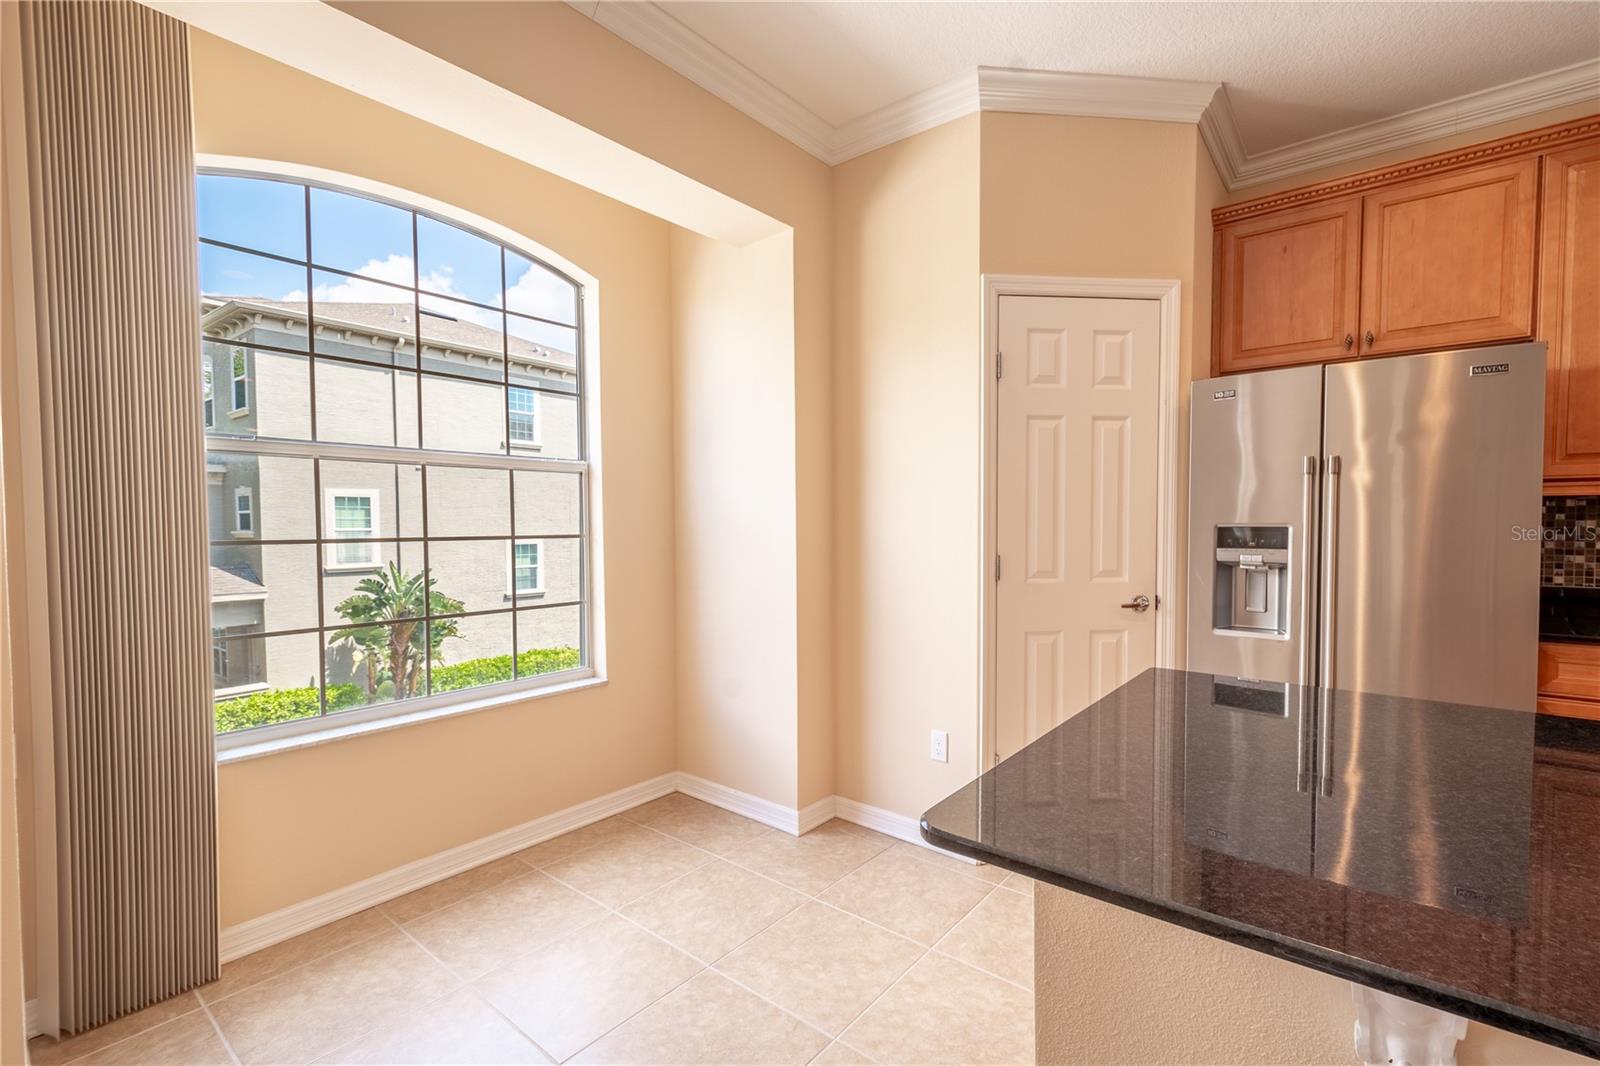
<box><xmin>995</xmin><ymin>295</ymin><xmax>1161</xmax><ymax>761</ymax></box>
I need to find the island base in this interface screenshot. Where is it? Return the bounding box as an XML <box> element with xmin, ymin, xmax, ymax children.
<box><xmin>1352</xmin><ymin>985</ymin><xmax>1466</xmax><ymax>1066</ymax></box>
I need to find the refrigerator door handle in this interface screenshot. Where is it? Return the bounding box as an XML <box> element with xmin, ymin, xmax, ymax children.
<box><xmin>1298</xmin><ymin>455</ymin><xmax>1318</xmax><ymax>690</ymax></box>
<box><xmin>1318</xmin><ymin>688</ymin><xmax>1335</xmax><ymax>797</ymax></box>
<box><xmin>1320</xmin><ymin>456</ymin><xmax>1342</xmax><ymax>695</ymax></box>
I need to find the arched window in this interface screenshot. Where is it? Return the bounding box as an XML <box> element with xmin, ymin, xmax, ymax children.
<box><xmin>198</xmin><ymin>171</ymin><xmax>591</xmax><ymax>742</ymax></box>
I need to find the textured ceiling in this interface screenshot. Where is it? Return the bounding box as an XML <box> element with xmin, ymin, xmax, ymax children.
<box><xmin>657</xmin><ymin>1</ymin><xmax>1600</xmax><ymax>154</ymax></box>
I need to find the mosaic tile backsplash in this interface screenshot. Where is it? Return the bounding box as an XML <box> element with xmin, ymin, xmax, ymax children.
<box><xmin>1542</xmin><ymin>496</ymin><xmax>1600</xmax><ymax>588</ymax></box>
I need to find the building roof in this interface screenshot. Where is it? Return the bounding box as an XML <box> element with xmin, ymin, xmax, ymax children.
<box><xmin>210</xmin><ymin>563</ymin><xmax>267</xmax><ymax>600</ymax></box>
<box><xmin>201</xmin><ymin>296</ymin><xmax>577</xmax><ymax>374</ymax></box>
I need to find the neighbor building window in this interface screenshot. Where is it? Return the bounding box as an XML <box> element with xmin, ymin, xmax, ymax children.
<box><xmin>199</xmin><ymin>170</ymin><xmax>591</xmax><ymax>743</ymax></box>
<box><xmin>327</xmin><ymin>491</ymin><xmax>377</xmax><ymax>568</ymax></box>
<box><xmin>230</xmin><ymin>348</ymin><xmax>248</xmax><ymax>412</ymax></box>
<box><xmin>233</xmin><ymin>488</ymin><xmax>253</xmax><ymax>534</ymax></box>
<box><xmin>508</xmin><ymin>386</ymin><xmax>537</xmax><ymax>445</ymax></box>
<box><xmin>513</xmin><ymin>540</ymin><xmax>541</xmax><ymax>595</ymax></box>
<box><xmin>203</xmin><ymin>362</ymin><xmax>214</xmax><ymax>428</ymax></box>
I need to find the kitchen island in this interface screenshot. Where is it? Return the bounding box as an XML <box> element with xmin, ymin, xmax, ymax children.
<box><xmin>922</xmin><ymin>668</ymin><xmax>1600</xmax><ymax>1064</ymax></box>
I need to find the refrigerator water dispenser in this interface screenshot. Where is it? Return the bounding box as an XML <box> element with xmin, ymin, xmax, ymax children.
<box><xmin>1213</xmin><ymin>525</ymin><xmax>1289</xmax><ymax>636</ymax></box>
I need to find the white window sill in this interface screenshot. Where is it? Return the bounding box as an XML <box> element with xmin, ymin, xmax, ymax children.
<box><xmin>230</xmin><ymin>530</ymin><xmax>256</xmax><ymax>539</ymax></box>
<box><xmin>229</xmin><ymin>408</ymin><xmax>249</xmax><ymax>419</ymax></box>
<box><xmin>213</xmin><ymin>682</ymin><xmax>269</xmax><ymax>698</ymax></box>
<box><xmin>215</xmin><ymin>670</ymin><xmax>604</xmax><ymax>765</ymax></box>
<box><xmin>505</xmin><ymin>589</ymin><xmax>546</xmax><ymax>602</ymax></box>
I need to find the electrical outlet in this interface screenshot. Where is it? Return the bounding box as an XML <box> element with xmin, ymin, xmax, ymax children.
<box><xmin>930</xmin><ymin>729</ymin><xmax>948</xmax><ymax>763</ymax></box>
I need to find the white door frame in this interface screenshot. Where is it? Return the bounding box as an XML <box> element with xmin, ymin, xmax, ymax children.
<box><xmin>979</xmin><ymin>274</ymin><xmax>1183</xmax><ymax>769</ymax></box>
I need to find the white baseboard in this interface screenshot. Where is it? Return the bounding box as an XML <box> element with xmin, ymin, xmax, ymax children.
<box><xmin>216</xmin><ymin>774</ymin><xmax>974</xmax><ymax>965</ymax></box>
<box><xmin>218</xmin><ymin>772</ymin><xmax>677</xmax><ymax>962</ymax></box>
<box><xmin>833</xmin><ymin>795</ymin><xmax>978</xmax><ymax>865</ymax></box>
<box><xmin>673</xmin><ymin>772</ymin><xmax>807</xmax><ymax>835</ymax></box>
<box><xmin>797</xmin><ymin>794</ymin><xmax>836</xmax><ymax>833</ymax></box>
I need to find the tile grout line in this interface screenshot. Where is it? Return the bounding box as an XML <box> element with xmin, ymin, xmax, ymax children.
<box><xmin>211</xmin><ymin>799</ymin><xmax>1017</xmax><ymax>1064</ymax></box>
<box><xmin>823</xmin><ymin>880</ymin><xmax>1004</xmax><ymax>1053</ymax></box>
<box><xmin>383</xmin><ymin>913</ymin><xmax>566</xmax><ymax>1065</ymax></box>
<box><xmin>198</xmin><ymin>911</ymin><xmax>404</xmax><ymax>1012</ymax></box>
<box><xmin>539</xmin><ymin>864</ymin><xmax>782</xmax><ymax>1063</ymax></box>
<box><xmin>46</xmin><ymin>798</ymin><xmax>1023</xmax><ymax>1066</ymax></box>
<box><xmin>928</xmin><ymin>945</ymin><xmax>1033</xmax><ymax>996</ymax></box>
<box><xmin>33</xmin><ymin>996</ymin><xmax>209</xmax><ymax>1066</ymax></box>
<box><xmin>513</xmin><ymin>816</ymin><xmax>888</xmax><ymax>1061</ymax></box>
<box><xmin>198</xmin><ymin>998</ymin><xmax>242</xmax><ymax>1066</ymax></box>
<box><xmin>683</xmin><ymin>823</ymin><xmax>1010</xmax><ymax>1056</ymax></box>
<box><xmin>634</xmin><ymin>819</ymin><xmax>1033</xmax><ymax>993</ymax></box>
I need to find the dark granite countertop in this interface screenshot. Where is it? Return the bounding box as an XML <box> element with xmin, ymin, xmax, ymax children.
<box><xmin>921</xmin><ymin>668</ymin><xmax>1600</xmax><ymax>1057</ymax></box>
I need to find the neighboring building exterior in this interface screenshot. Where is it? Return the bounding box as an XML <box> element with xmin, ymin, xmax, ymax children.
<box><xmin>204</xmin><ymin>295</ymin><xmax>583</xmax><ymax>709</ymax></box>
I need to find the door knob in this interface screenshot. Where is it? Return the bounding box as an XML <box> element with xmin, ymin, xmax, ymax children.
<box><xmin>1120</xmin><ymin>595</ymin><xmax>1151</xmax><ymax>612</ymax></box>
<box><xmin>1343</xmin><ymin>333</ymin><xmax>1354</xmax><ymax>350</ymax></box>
<box><xmin>1364</xmin><ymin>330</ymin><xmax>1375</xmax><ymax>347</ymax></box>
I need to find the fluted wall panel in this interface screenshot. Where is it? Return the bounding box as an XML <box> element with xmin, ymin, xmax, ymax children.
<box><xmin>17</xmin><ymin>0</ymin><xmax>217</xmax><ymax>1032</ymax></box>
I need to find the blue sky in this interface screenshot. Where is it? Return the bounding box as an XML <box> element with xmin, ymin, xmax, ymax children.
<box><xmin>197</xmin><ymin>174</ymin><xmax>576</xmax><ymax>327</ymax></box>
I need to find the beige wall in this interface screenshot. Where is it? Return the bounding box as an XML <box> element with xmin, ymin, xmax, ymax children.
<box><xmin>670</xmin><ymin>227</ymin><xmax>801</xmax><ymax>807</ymax></box>
<box><xmin>832</xmin><ymin>112</ymin><xmax>1223</xmax><ymax>821</ymax></box>
<box><xmin>189</xmin><ymin>32</ymin><xmax>680</xmax><ymax>926</ymax></box>
<box><xmin>337</xmin><ymin>0</ymin><xmax>839</xmax><ymax>812</ymax></box>
<box><xmin>980</xmin><ymin>113</ymin><xmax>1212</xmax><ymax>394</ymax></box>
<box><xmin>831</xmin><ymin>115</ymin><xmax>983</xmax><ymax>815</ymax></box>
<box><xmin>1035</xmin><ymin>884</ymin><xmax>1597</xmax><ymax>1065</ymax></box>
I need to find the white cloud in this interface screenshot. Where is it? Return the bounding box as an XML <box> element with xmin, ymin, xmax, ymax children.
<box><xmin>505</xmin><ymin>261</ymin><xmax>573</xmax><ymax>323</ymax></box>
<box><xmin>281</xmin><ymin>253</ymin><xmax>570</xmax><ymax>336</ymax></box>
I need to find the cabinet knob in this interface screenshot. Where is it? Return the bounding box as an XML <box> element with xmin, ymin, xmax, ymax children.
<box><xmin>1344</xmin><ymin>333</ymin><xmax>1354</xmax><ymax>350</ymax></box>
<box><xmin>1364</xmin><ymin>330</ymin><xmax>1375</xmax><ymax>347</ymax></box>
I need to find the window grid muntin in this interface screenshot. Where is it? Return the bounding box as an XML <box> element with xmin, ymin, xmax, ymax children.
<box><xmin>201</xmin><ymin>172</ymin><xmax>588</xmax><ymax>735</ymax></box>
<box><xmin>198</xmin><ymin>336</ymin><xmax>577</xmax><ymax>402</ymax></box>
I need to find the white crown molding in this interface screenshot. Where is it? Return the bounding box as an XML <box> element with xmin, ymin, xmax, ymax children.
<box><xmin>978</xmin><ymin>66</ymin><xmax>1219</xmax><ymax>124</ymax></box>
<box><xmin>572</xmin><ymin>2</ymin><xmax>1218</xmax><ymax>165</ymax></box>
<box><xmin>574</xmin><ymin>0</ymin><xmax>835</xmax><ymax>162</ymax></box>
<box><xmin>1197</xmin><ymin>86</ymin><xmax>1249</xmax><ymax>189</ymax></box>
<box><xmin>830</xmin><ymin>70</ymin><xmax>980</xmax><ymax>164</ymax></box>
<box><xmin>1212</xmin><ymin>58</ymin><xmax>1600</xmax><ymax>191</ymax></box>
<box><xmin>573</xmin><ymin>2</ymin><xmax>1598</xmax><ymax>183</ymax></box>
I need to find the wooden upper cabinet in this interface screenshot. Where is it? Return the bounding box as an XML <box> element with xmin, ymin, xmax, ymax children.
<box><xmin>1213</xmin><ymin>197</ymin><xmax>1361</xmax><ymax>375</ymax></box>
<box><xmin>1358</xmin><ymin>157</ymin><xmax>1538</xmax><ymax>357</ymax></box>
<box><xmin>1539</xmin><ymin>138</ymin><xmax>1600</xmax><ymax>483</ymax></box>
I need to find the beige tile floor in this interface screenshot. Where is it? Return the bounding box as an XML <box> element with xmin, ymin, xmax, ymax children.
<box><xmin>28</xmin><ymin>794</ymin><xmax>1035</xmax><ymax>1066</ymax></box>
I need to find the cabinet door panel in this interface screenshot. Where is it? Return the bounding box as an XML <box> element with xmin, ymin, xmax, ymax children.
<box><xmin>1540</xmin><ymin>139</ymin><xmax>1600</xmax><ymax>482</ymax></box>
<box><xmin>1214</xmin><ymin>197</ymin><xmax>1361</xmax><ymax>374</ymax></box>
<box><xmin>1538</xmin><ymin>641</ymin><xmax>1600</xmax><ymax>702</ymax></box>
<box><xmin>1360</xmin><ymin>157</ymin><xmax>1537</xmax><ymax>356</ymax></box>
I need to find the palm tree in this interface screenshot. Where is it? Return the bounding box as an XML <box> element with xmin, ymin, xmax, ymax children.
<box><xmin>331</xmin><ymin>563</ymin><xmax>463</xmax><ymax>700</ymax></box>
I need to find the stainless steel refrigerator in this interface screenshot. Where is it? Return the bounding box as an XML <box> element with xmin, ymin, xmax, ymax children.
<box><xmin>1186</xmin><ymin>341</ymin><xmax>1545</xmax><ymax>710</ymax></box>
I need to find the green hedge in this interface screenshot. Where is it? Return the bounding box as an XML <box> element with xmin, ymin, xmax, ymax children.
<box><xmin>431</xmin><ymin>647</ymin><xmax>580</xmax><ymax>692</ymax></box>
<box><xmin>214</xmin><ymin>646</ymin><xmax>580</xmax><ymax>733</ymax></box>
